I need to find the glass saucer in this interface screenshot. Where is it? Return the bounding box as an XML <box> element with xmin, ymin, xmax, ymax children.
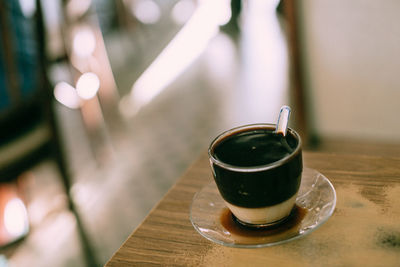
<box><xmin>190</xmin><ymin>168</ymin><xmax>336</xmax><ymax>248</ymax></box>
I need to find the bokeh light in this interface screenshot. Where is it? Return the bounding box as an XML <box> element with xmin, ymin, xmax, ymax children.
<box><xmin>54</xmin><ymin>82</ymin><xmax>81</xmax><ymax>109</ymax></box>
<box><xmin>72</xmin><ymin>26</ymin><xmax>96</xmax><ymax>58</ymax></box>
<box><xmin>65</xmin><ymin>0</ymin><xmax>92</xmax><ymax>19</ymax></box>
<box><xmin>132</xmin><ymin>0</ymin><xmax>161</xmax><ymax>24</ymax></box>
<box><xmin>171</xmin><ymin>0</ymin><xmax>196</xmax><ymax>25</ymax></box>
<box><xmin>18</xmin><ymin>0</ymin><xmax>36</xmax><ymax>18</ymax></box>
<box><xmin>76</xmin><ymin>72</ymin><xmax>100</xmax><ymax>100</ymax></box>
<box><xmin>4</xmin><ymin>198</ymin><xmax>29</xmax><ymax>238</ymax></box>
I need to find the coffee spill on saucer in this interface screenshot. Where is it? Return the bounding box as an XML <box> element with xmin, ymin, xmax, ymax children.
<box><xmin>220</xmin><ymin>205</ymin><xmax>307</xmax><ymax>238</ymax></box>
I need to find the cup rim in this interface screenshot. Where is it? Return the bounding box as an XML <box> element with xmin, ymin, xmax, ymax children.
<box><xmin>208</xmin><ymin>123</ymin><xmax>302</xmax><ymax>172</ymax></box>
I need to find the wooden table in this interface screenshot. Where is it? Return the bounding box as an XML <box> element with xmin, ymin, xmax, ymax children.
<box><xmin>106</xmin><ymin>151</ymin><xmax>400</xmax><ymax>266</ymax></box>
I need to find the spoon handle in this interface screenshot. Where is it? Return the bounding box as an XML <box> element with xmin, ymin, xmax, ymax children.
<box><xmin>275</xmin><ymin>105</ymin><xmax>291</xmax><ymax>136</ymax></box>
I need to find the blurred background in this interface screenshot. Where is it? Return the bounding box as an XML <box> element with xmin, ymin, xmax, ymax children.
<box><xmin>0</xmin><ymin>0</ymin><xmax>399</xmax><ymax>266</ymax></box>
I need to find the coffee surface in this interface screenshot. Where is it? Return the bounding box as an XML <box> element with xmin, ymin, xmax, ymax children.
<box><xmin>213</xmin><ymin>129</ymin><xmax>295</xmax><ymax>167</ymax></box>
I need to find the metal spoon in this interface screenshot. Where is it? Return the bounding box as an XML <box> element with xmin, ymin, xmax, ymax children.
<box><xmin>275</xmin><ymin>105</ymin><xmax>291</xmax><ymax>136</ymax></box>
<box><xmin>275</xmin><ymin>105</ymin><xmax>292</xmax><ymax>153</ymax></box>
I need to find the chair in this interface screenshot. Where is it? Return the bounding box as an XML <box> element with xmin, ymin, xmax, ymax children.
<box><xmin>0</xmin><ymin>1</ymin><xmax>98</xmax><ymax>266</ymax></box>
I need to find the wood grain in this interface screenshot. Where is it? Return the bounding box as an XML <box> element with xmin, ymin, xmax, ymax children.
<box><xmin>106</xmin><ymin>151</ymin><xmax>400</xmax><ymax>266</ymax></box>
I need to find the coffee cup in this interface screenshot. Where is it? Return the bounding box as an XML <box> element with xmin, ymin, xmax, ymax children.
<box><xmin>208</xmin><ymin>123</ymin><xmax>302</xmax><ymax>227</ymax></box>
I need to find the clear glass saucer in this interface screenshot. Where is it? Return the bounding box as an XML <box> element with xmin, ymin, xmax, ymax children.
<box><xmin>190</xmin><ymin>168</ymin><xmax>336</xmax><ymax>248</ymax></box>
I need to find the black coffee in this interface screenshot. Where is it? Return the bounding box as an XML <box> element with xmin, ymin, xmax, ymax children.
<box><xmin>213</xmin><ymin>129</ymin><xmax>295</xmax><ymax>167</ymax></box>
<box><xmin>210</xmin><ymin>126</ymin><xmax>302</xmax><ymax>208</ymax></box>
